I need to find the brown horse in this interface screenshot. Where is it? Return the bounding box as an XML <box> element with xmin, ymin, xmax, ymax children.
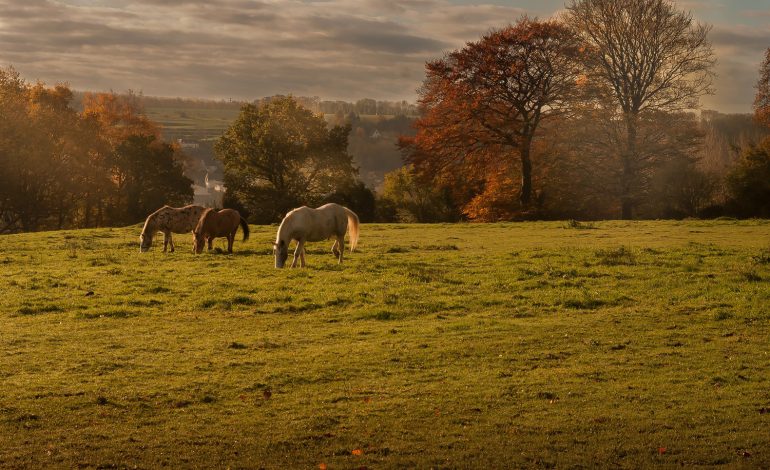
<box><xmin>193</xmin><ymin>208</ymin><xmax>250</xmax><ymax>254</ymax></box>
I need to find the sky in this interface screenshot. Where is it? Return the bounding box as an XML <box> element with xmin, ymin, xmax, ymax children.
<box><xmin>0</xmin><ymin>0</ymin><xmax>768</xmax><ymax>113</ymax></box>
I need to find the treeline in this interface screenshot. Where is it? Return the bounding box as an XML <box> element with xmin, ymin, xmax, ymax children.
<box><xmin>0</xmin><ymin>69</ymin><xmax>192</xmax><ymax>233</ymax></box>
<box><xmin>254</xmin><ymin>96</ymin><xmax>419</xmax><ymax>117</ymax></box>
<box><xmin>71</xmin><ymin>92</ymin><xmax>420</xmax><ymax>117</ymax></box>
<box><xmin>387</xmin><ymin>0</ymin><xmax>770</xmax><ymax>222</ymax></box>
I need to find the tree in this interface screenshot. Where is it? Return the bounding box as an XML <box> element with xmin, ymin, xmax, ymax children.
<box><xmin>567</xmin><ymin>0</ymin><xmax>715</xmax><ymax>219</ymax></box>
<box><xmin>401</xmin><ymin>17</ymin><xmax>583</xmax><ymax>215</ymax></box>
<box><xmin>0</xmin><ymin>69</ymin><xmax>191</xmax><ymax>232</ymax></box>
<box><xmin>216</xmin><ymin>96</ymin><xmax>358</xmax><ymax>223</ymax></box>
<box><xmin>378</xmin><ymin>165</ymin><xmax>456</xmax><ymax>223</ymax></box>
<box><xmin>755</xmin><ymin>48</ymin><xmax>770</xmax><ymax>129</ymax></box>
<box><xmin>648</xmin><ymin>159</ymin><xmax>718</xmax><ymax>218</ymax></box>
<box><xmin>83</xmin><ymin>91</ymin><xmax>191</xmax><ymax>226</ymax></box>
<box><xmin>323</xmin><ymin>180</ymin><xmax>377</xmax><ymax>223</ymax></box>
<box><xmin>109</xmin><ymin>135</ymin><xmax>193</xmax><ymax>223</ymax></box>
<box><xmin>726</xmin><ymin>140</ymin><xmax>770</xmax><ymax>218</ymax></box>
<box><xmin>82</xmin><ymin>90</ymin><xmax>160</xmax><ymax>144</ymax></box>
<box><xmin>0</xmin><ymin>68</ymin><xmax>89</xmax><ymax>231</ymax></box>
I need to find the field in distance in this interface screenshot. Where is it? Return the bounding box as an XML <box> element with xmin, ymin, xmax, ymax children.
<box><xmin>1</xmin><ymin>220</ymin><xmax>769</xmax><ymax>467</ymax></box>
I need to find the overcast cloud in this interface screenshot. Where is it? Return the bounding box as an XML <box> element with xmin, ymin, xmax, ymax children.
<box><xmin>0</xmin><ymin>0</ymin><xmax>768</xmax><ymax>112</ymax></box>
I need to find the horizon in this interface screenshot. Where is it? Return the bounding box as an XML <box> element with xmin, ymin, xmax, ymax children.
<box><xmin>1</xmin><ymin>0</ymin><xmax>769</xmax><ymax>113</ymax></box>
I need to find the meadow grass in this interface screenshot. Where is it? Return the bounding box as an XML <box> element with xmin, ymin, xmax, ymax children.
<box><xmin>1</xmin><ymin>220</ymin><xmax>769</xmax><ymax>468</ymax></box>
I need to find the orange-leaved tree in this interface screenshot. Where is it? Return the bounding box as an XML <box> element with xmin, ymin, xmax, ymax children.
<box><xmin>400</xmin><ymin>17</ymin><xmax>583</xmax><ymax>217</ymax></box>
<box><xmin>82</xmin><ymin>91</ymin><xmax>191</xmax><ymax>225</ymax></box>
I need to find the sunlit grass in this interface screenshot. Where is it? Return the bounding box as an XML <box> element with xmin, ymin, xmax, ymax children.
<box><xmin>1</xmin><ymin>220</ymin><xmax>769</xmax><ymax>467</ymax></box>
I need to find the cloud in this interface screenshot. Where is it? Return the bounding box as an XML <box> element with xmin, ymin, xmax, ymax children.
<box><xmin>0</xmin><ymin>0</ymin><xmax>764</xmax><ymax>112</ymax></box>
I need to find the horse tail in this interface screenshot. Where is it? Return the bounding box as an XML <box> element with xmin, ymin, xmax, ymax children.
<box><xmin>239</xmin><ymin>216</ymin><xmax>250</xmax><ymax>241</ymax></box>
<box><xmin>343</xmin><ymin>207</ymin><xmax>359</xmax><ymax>252</ymax></box>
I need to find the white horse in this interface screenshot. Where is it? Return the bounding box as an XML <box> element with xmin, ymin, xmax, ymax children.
<box><xmin>140</xmin><ymin>205</ymin><xmax>207</xmax><ymax>252</ymax></box>
<box><xmin>274</xmin><ymin>203</ymin><xmax>359</xmax><ymax>268</ymax></box>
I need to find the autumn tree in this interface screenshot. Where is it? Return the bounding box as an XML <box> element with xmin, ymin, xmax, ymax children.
<box><xmin>82</xmin><ymin>90</ymin><xmax>160</xmax><ymax>144</ymax></box>
<box><xmin>216</xmin><ymin>96</ymin><xmax>358</xmax><ymax>223</ymax></box>
<box><xmin>0</xmin><ymin>70</ymin><xmax>192</xmax><ymax>232</ymax></box>
<box><xmin>82</xmin><ymin>91</ymin><xmax>192</xmax><ymax>225</ymax></box>
<box><xmin>401</xmin><ymin>17</ymin><xmax>583</xmax><ymax>216</ymax></box>
<box><xmin>755</xmin><ymin>48</ymin><xmax>770</xmax><ymax>129</ymax></box>
<box><xmin>567</xmin><ymin>0</ymin><xmax>715</xmax><ymax>219</ymax></box>
<box><xmin>0</xmin><ymin>68</ymin><xmax>90</xmax><ymax>231</ymax></box>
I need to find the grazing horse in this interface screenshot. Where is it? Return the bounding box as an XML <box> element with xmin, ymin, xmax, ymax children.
<box><xmin>140</xmin><ymin>205</ymin><xmax>207</xmax><ymax>252</ymax></box>
<box><xmin>193</xmin><ymin>208</ymin><xmax>250</xmax><ymax>254</ymax></box>
<box><xmin>274</xmin><ymin>203</ymin><xmax>359</xmax><ymax>268</ymax></box>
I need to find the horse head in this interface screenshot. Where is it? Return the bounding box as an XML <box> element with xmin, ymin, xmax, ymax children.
<box><xmin>139</xmin><ymin>231</ymin><xmax>152</xmax><ymax>252</ymax></box>
<box><xmin>193</xmin><ymin>231</ymin><xmax>207</xmax><ymax>254</ymax></box>
<box><xmin>274</xmin><ymin>239</ymin><xmax>288</xmax><ymax>268</ymax></box>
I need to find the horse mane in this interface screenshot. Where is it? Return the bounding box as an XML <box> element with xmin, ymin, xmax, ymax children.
<box><xmin>195</xmin><ymin>208</ymin><xmax>215</xmax><ymax>234</ymax></box>
<box><xmin>275</xmin><ymin>208</ymin><xmax>298</xmax><ymax>245</ymax></box>
<box><xmin>141</xmin><ymin>208</ymin><xmax>162</xmax><ymax>236</ymax></box>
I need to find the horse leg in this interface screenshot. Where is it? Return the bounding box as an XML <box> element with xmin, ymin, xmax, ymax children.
<box><xmin>208</xmin><ymin>238</ymin><xmax>213</xmax><ymax>251</ymax></box>
<box><xmin>337</xmin><ymin>236</ymin><xmax>345</xmax><ymax>264</ymax></box>
<box><xmin>227</xmin><ymin>233</ymin><xmax>234</xmax><ymax>253</ymax></box>
<box><xmin>168</xmin><ymin>233</ymin><xmax>175</xmax><ymax>253</ymax></box>
<box><xmin>332</xmin><ymin>240</ymin><xmax>340</xmax><ymax>258</ymax></box>
<box><xmin>163</xmin><ymin>232</ymin><xmax>169</xmax><ymax>252</ymax></box>
<box><xmin>291</xmin><ymin>240</ymin><xmax>305</xmax><ymax>268</ymax></box>
<box><xmin>300</xmin><ymin>246</ymin><xmax>306</xmax><ymax>268</ymax></box>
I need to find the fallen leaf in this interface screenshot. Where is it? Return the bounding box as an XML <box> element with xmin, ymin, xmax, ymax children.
<box><xmin>658</xmin><ymin>447</ymin><xmax>667</xmax><ymax>455</ymax></box>
<box><xmin>351</xmin><ymin>448</ymin><xmax>363</xmax><ymax>456</ymax></box>
<box><xmin>263</xmin><ymin>390</ymin><xmax>272</xmax><ymax>400</ymax></box>
<box><xmin>319</xmin><ymin>463</ymin><xmax>327</xmax><ymax>470</ymax></box>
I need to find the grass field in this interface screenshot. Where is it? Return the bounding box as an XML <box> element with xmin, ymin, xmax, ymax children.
<box><xmin>1</xmin><ymin>220</ymin><xmax>770</xmax><ymax>468</ymax></box>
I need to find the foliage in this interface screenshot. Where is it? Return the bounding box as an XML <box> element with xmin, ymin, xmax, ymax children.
<box><xmin>216</xmin><ymin>97</ymin><xmax>358</xmax><ymax>223</ymax></box>
<box><xmin>567</xmin><ymin>0</ymin><xmax>716</xmax><ymax>219</ymax></box>
<box><xmin>108</xmin><ymin>135</ymin><xmax>193</xmax><ymax>223</ymax></box>
<box><xmin>1</xmin><ymin>220</ymin><xmax>769</xmax><ymax>467</ymax></box>
<box><xmin>537</xmin><ymin>108</ymin><xmax>707</xmax><ymax>220</ymax></box>
<box><xmin>0</xmin><ymin>69</ymin><xmax>191</xmax><ymax>232</ymax></box>
<box><xmin>727</xmin><ymin>138</ymin><xmax>770</xmax><ymax>218</ymax></box>
<box><xmin>378</xmin><ymin>165</ymin><xmax>456</xmax><ymax>222</ymax></box>
<box><xmin>647</xmin><ymin>158</ymin><xmax>718</xmax><ymax>218</ymax></box>
<box><xmin>755</xmin><ymin>48</ymin><xmax>770</xmax><ymax>129</ymax></box>
<box><xmin>322</xmin><ymin>180</ymin><xmax>377</xmax><ymax>223</ymax></box>
<box><xmin>402</xmin><ymin>17</ymin><xmax>583</xmax><ymax>217</ymax></box>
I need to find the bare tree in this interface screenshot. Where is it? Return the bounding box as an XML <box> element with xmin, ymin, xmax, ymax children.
<box><xmin>567</xmin><ymin>0</ymin><xmax>715</xmax><ymax>219</ymax></box>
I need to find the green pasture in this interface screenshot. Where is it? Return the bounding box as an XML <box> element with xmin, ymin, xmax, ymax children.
<box><xmin>1</xmin><ymin>220</ymin><xmax>769</xmax><ymax>468</ymax></box>
<box><xmin>144</xmin><ymin>107</ymin><xmax>239</xmax><ymax>135</ymax></box>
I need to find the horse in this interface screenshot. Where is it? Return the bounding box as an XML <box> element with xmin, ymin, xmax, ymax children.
<box><xmin>140</xmin><ymin>205</ymin><xmax>207</xmax><ymax>253</ymax></box>
<box><xmin>193</xmin><ymin>208</ymin><xmax>250</xmax><ymax>254</ymax></box>
<box><xmin>274</xmin><ymin>203</ymin><xmax>359</xmax><ymax>268</ymax></box>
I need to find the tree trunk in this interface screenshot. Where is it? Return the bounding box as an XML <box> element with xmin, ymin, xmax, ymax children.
<box><xmin>621</xmin><ymin>114</ymin><xmax>638</xmax><ymax>220</ymax></box>
<box><xmin>84</xmin><ymin>194</ymin><xmax>92</xmax><ymax>228</ymax></box>
<box><xmin>519</xmin><ymin>138</ymin><xmax>533</xmax><ymax>207</ymax></box>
